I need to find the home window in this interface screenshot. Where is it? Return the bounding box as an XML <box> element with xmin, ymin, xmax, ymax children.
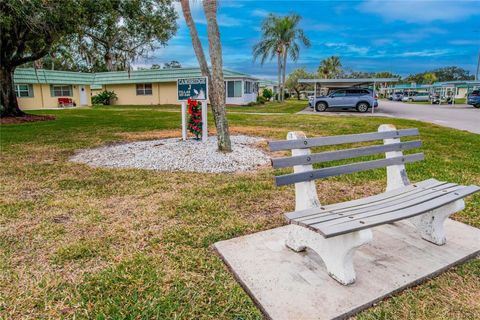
<box><xmin>15</xmin><ymin>84</ymin><xmax>33</xmax><ymax>97</ymax></box>
<box><xmin>227</xmin><ymin>81</ymin><xmax>242</xmax><ymax>98</ymax></box>
<box><xmin>136</xmin><ymin>83</ymin><xmax>153</xmax><ymax>95</ymax></box>
<box><xmin>51</xmin><ymin>85</ymin><xmax>72</xmax><ymax>97</ymax></box>
<box><xmin>244</xmin><ymin>81</ymin><xmax>252</xmax><ymax>94</ymax></box>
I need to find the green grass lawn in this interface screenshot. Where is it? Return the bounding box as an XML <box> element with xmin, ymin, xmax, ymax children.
<box><xmin>1</xmin><ymin>104</ymin><xmax>479</xmax><ymax>319</ymax></box>
<box><xmin>94</xmin><ymin>99</ymin><xmax>307</xmax><ymax>114</ymax></box>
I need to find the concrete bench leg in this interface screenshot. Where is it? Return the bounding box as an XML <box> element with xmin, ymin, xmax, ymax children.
<box><xmin>409</xmin><ymin>199</ymin><xmax>465</xmax><ymax>245</ymax></box>
<box><xmin>286</xmin><ymin>225</ymin><xmax>373</xmax><ymax>285</ymax></box>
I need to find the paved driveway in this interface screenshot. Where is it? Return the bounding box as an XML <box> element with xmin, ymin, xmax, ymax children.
<box><xmin>298</xmin><ymin>100</ymin><xmax>480</xmax><ymax>134</ymax></box>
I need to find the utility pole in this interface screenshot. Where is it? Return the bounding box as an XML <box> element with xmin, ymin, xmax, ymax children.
<box><xmin>476</xmin><ymin>49</ymin><xmax>480</xmax><ymax>81</ymax></box>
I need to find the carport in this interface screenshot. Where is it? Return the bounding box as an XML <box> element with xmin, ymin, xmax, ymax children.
<box><xmin>430</xmin><ymin>81</ymin><xmax>480</xmax><ymax>105</ymax></box>
<box><xmin>299</xmin><ymin>78</ymin><xmax>399</xmax><ymax>113</ymax></box>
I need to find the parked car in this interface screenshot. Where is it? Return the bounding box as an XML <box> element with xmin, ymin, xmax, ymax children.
<box><xmin>402</xmin><ymin>92</ymin><xmax>430</xmax><ymax>102</ymax></box>
<box><xmin>390</xmin><ymin>92</ymin><xmax>404</xmax><ymax>101</ymax></box>
<box><xmin>467</xmin><ymin>90</ymin><xmax>480</xmax><ymax>108</ymax></box>
<box><xmin>430</xmin><ymin>94</ymin><xmax>453</xmax><ymax>104</ymax></box>
<box><xmin>309</xmin><ymin>88</ymin><xmax>378</xmax><ymax>113</ymax></box>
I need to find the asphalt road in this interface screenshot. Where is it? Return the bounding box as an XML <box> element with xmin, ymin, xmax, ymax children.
<box><xmin>298</xmin><ymin>100</ymin><xmax>480</xmax><ymax>134</ymax></box>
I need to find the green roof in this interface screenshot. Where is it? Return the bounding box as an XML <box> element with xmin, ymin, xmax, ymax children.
<box><xmin>14</xmin><ymin>68</ymin><xmax>94</xmax><ymax>85</ymax></box>
<box><xmin>258</xmin><ymin>79</ymin><xmax>278</xmax><ymax>87</ymax></box>
<box><xmin>92</xmin><ymin>68</ymin><xmax>256</xmax><ymax>85</ymax></box>
<box><xmin>14</xmin><ymin>68</ymin><xmax>257</xmax><ymax>86</ymax></box>
<box><xmin>392</xmin><ymin>84</ymin><xmax>431</xmax><ymax>89</ymax></box>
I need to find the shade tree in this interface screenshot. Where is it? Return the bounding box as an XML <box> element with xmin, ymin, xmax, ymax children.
<box><xmin>0</xmin><ymin>0</ymin><xmax>88</xmax><ymax>117</ymax></box>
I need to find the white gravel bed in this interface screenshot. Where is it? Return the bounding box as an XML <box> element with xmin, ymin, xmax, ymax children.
<box><xmin>70</xmin><ymin>135</ymin><xmax>270</xmax><ymax>173</ymax></box>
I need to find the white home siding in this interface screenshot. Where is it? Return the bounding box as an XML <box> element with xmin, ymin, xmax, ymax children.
<box><xmin>225</xmin><ymin>78</ymin><xmax>258</xmax><ymax>105</ymax></box>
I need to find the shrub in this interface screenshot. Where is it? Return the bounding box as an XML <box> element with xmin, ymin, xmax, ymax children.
<box><xmin>92</xmin><ymin>90</ymin><xmax>117</xmax><ymax>105</ymax></box>
<box><xmin>247</xmin><ymin>101</ymin><xmax>257</xmax><ymax>106</ymax></box>
<box><xmin>262</xmin><ymin>88</ymin><xmax>273</xmax><ymax>100</ymax></box>
<box><xmin>256</xmin><ymin>96</ymin><xmax>266</xmax><ymax>104</ymax></box>
<box><xmin>274</xmin><ymin>92</ymin><xmax>290</xmax><ymax>100</ymax></box>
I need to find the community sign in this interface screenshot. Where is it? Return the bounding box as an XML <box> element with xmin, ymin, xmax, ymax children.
<box><xmin>177</xmin><ymin>77</ymin><xmax>208</xmax><ymax>101</ymax></box>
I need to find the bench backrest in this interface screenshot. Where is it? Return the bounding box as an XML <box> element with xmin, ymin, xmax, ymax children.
<box><xmin>58</xmin><ymin>98</ymin><xmax>73</xmax><ymax>103</ymax></box>
<box><xmin>269</xmin><ymin>127</ymin><xmax>423</xmax><ymax>186</ymax></box>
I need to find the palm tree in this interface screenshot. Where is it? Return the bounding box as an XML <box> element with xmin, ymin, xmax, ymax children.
<box><xmin>180</xmin><ymin>0</ymin><xmax>231</xmax><ymax>152</ymax></box>
<box><xmin>253</xmin><ymin>14</ymin><xmax>283</xmax><ymax>101</ymax></box>
<box><xmin>253</xmin><ymin>14</ymin><xmax>310</xmax><ymax>102</ymax></box>
<box><xmin>318</xmin><ymin>56</ymin><xmax>342</xmax><ymax>79</ymax></box>
<box><xmin>279</xmin><ymin>14</ymin><xmax>310</xmax><ymax>102</ymax></box>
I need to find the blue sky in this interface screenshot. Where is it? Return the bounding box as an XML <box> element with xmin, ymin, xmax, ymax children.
<box><xmin>138</xmin><ymin>0</ymin><xmax>480</xmax><ymax>79</ymax></box>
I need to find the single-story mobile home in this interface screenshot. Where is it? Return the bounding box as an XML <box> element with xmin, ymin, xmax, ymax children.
<box><xmin>13</xmin><ymin>68</ymin><xmax>94</xmax><ymax>109</ymax></box>
<box><xmin>258</xmin><ymin>79</ymin><xmax>278</xmax><ymax>97</ymax></box>
<box><xmin>13</xmin><ymin>68</ymin><xmax>259</xmax><ymax>110</ymax></box>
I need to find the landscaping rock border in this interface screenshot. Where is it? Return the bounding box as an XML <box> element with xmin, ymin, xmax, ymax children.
<box><xmin>70</xmin><ymin>135</ymin><xmax>270</xmax><ymax>173</ymax></box>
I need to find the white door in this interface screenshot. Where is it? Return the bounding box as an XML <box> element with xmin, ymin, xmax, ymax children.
<box><xmin>79</xmin><ymin>85</ymin><xmax>87</xmax><ymax>105</ymax></box>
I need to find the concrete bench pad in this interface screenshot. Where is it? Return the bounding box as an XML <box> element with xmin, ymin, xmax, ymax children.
<box><xmin>214</xmin><ymin>219</ymin><xmax>480</xmax><ymax>320</ymax></box>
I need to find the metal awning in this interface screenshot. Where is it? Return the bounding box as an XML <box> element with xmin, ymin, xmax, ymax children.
<box><xmin>434</xmin><ymin>81</ymin><xmax>480</xmax><ymax>88</ymax></box>
<box><xmin>299</xmin><ymin>78</ymin><xmax>399</xmax><ymax>88</ymax></box>
<box><xmin>301</xmin><ymin>78</ymin><xmax>399</xmax><ymax>114</ymax></box>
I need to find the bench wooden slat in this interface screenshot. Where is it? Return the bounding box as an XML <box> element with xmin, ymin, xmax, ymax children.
<box><xmin>275</xmin><ymin>153</ymin><xmax>424</xmax><ymax>186</ymax></box>
<box><xmin>316</xmin><ymin>185</ymin><xmax>464</xmax><ymax>227</ymax></box>
<box><xmin>296</xmin><ymin>183</ymin><xmax>461</xmax><ymax>224</ymax></box>
<box><xmin>272</xmin><ymin>140</ymin><xmax>422</xmax><ymax>168</ymax></box>
<box><xmin>323</xmin><ymin>182</ymin><xmax>452</xmax><ymax>214</ymax></box>
<box><xmin>314</xmin><ymin>185</ymin><xmax>480</xmax><ymax>238</ymax></box>
<box><xmin>320</xmin><ymin>179</ymin><xmax>442</xmax><ymax>211</ymax></box>
<box><xmin>299</xmin><ymin>184</ymin><xmax>463</xmax><ymax>226</ymax></box>
<box><xmin>285</xmin><ymin>179</ymin><xmax>444</xmax><ymax>220</ymax></box>
<box><xmin>269</xmin><ymin>128</ymin><xmax>419</xmax><ymax>151</ymax></box>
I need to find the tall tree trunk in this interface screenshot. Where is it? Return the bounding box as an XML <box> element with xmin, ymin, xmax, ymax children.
<box><xmin>180</xmin><ymin>0</ymin><xmax>211</xmax><ymax>81</ymax></box>
<box><xmin>203</xmin><ymin>0</ymin><xmax>231</xmax><ymax>152</ymax></box>
<box><xmin>277</xmin><ymin>53</ymin><xmax>282</xmax><ymax>102</ymax></box>
<box><xmin>282</xmin><ymin>48</ymin><xmax>288</xmax><ymax>102</ymax></box>
<box><xmin>105</xmin><ymin>51</ymin><xmax>114</xmax><ymax>71</ymax></box>
<box><xmin>0</xmin><ymin>65</ymin><xmax>24</xmax><ymax>117</ymax></box>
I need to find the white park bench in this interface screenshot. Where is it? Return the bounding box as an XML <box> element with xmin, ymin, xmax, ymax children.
<box><xmin>269</xmin><ymin>124</ymin><xmax>479</xmax><ymax>285</ymax></box>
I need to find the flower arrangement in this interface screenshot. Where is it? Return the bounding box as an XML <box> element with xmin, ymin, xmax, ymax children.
<box><xmin>187</xmin><ymin>98</ymin><xmax>202</xmax><ymax>139</ymax></box>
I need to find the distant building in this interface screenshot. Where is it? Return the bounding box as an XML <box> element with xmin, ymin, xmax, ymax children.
<box><xmin>13</xmin><ymin>68</ymin><xmax>259</xmax><ymax>109</ymax></box>
<box><xmin>258</xmin><ymin>79</ymin><xmax>278</xmax><ymax>97</ymax></box>
<box><xmin>383</xmin><ymin>81</ymin><xmax>480</xmax><ymax>99</ymax></box>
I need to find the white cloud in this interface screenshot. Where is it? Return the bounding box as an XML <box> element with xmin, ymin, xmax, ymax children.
<box><xmin>196</xmin><ymin>13</ymin><xmax>251</xmax><ymax>27</ymax></box>
<box><xmin>395</xmin><ymin>49</ymin><xmax>452</xmax><ymax>57</ymax></box>
<box><xmin>251</xmin><ymin>9</ymin><xmax>270</xmax><ymax>18</ymax></box>
<box><xmin>359</xmin><ymin>0</ymin><xmax>479</xmax><ymax>23</ymax></box>
<box><xmin>219</xmin><ymin>1</ymin><xmax>244</xmax><ymax>9</ymax></box>
<box><xmin>324</xmin><ymin>42</ymin><xmax>370</xmax><ymax>55</ymax></box>
<box><xmin>365</xmin><ymin>48</ymin><xmax>456</xmax><ymax>59</ymax></box>
<box><xmin>371</xmin><ymin>38</ymin><xmax>393</xmax><ymax>46</ymax></box>
<box><xmin>302</xmin><ymin>21</ymin><xmax>336</xmax><ymax>32</ymax></box>
<box><xmin>449</xmin><ymin>39</ymin><xmax>480</xmax><ymax>46</ymax></box>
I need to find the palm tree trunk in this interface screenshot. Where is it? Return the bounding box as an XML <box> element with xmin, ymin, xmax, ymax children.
<box><xmin>180</xmin><ymin>0</ymin><xmax>211</xmax><ymax>80</ymax></box>
<box><xmin>282</xmin><ymin>48</ymin><xmax>288</xmax><ymax>102</ymax></box>
<box><xmin>277</xmin><ymin>53</ymin><xmax>282</xmax><ymax>102</ymax></box>
<box><xmin>203</xmin><ymin>0</ymin><xmax>231</xmax><ymax>152</ymax></box>
<box><xmin>180</xmin><ymin>0</ymin><xmax>232</xmax><ymax>152</ymax></box>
